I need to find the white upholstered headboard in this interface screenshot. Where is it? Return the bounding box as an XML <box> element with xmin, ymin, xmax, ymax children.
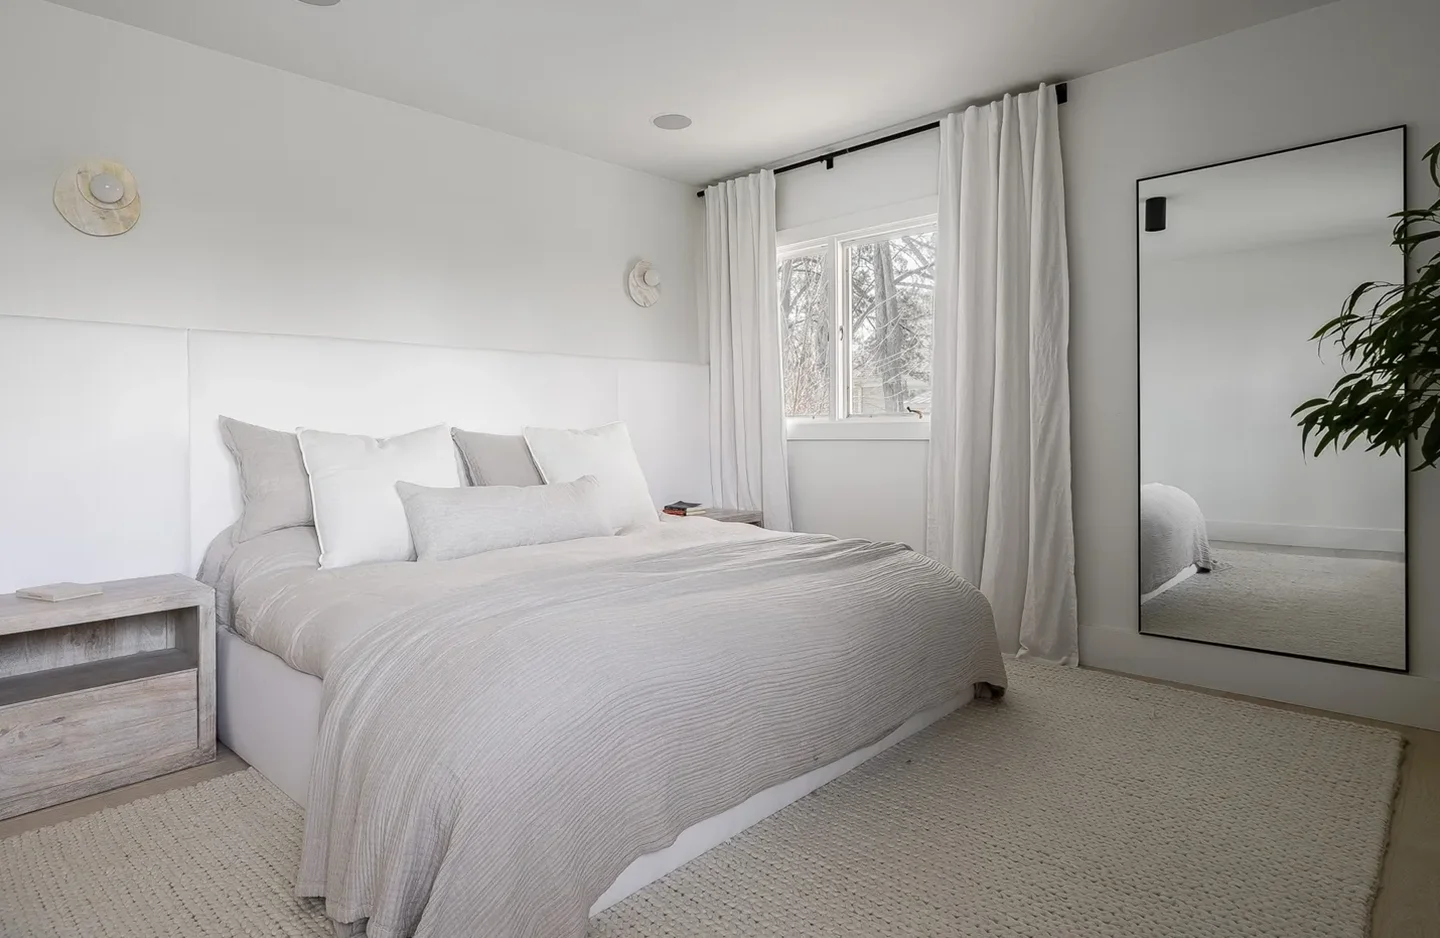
<box><xmin>0</xmin><ymin>315</ymin><xmax>710</xmax><ymax>590</ymax></box>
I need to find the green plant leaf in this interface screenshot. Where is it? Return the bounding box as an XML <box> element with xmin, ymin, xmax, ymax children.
<box><xmin>1295</xmin><ymin>137</ymin><xmax>1440</xmax><ymax>471</ymax></box>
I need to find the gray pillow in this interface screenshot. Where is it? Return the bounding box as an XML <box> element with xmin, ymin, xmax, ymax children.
<box><xmin>397</xmin><ymin>475</ymin><xmax>611</xmax><ymax>562</ymax></box>
<box><xmin>451</xmin><ymin>429</ymin><xmax>544</xmax><ymax>487</ymax></box>
<box><xmin>220</xmin><ymin>416</ymin><xmax>314</xmax><ymax>542</ymax></box>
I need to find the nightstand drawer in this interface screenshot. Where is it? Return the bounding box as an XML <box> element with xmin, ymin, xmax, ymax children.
<box><xmin>0</xmin><ymin>668</ymin><xmax>198</xmax><ymax>814</ymax></box>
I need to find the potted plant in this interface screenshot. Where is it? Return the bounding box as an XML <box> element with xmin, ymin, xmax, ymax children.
<box><xmin>1295</xmin><ymin>141</ymin><xmax>1440</xmax><ymax>469</ymax></box>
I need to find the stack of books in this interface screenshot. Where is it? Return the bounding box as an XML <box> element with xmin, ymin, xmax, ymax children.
<box><xmin>663</xmin><ymin>501</ymin><xmax>707</xmax><ymax>517</ymax></box>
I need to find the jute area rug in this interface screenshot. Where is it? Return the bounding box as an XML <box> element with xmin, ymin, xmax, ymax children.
<box><xmin>0</xmin><ymin>661</ymin><xmax>1401</xmax><ymax>938</ymax></box>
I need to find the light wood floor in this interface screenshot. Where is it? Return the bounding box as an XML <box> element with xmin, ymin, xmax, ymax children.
<box><xmin>1</xmin><ymin>682</ymin><xmax>1436</xmax><ymax>936</ymax></box>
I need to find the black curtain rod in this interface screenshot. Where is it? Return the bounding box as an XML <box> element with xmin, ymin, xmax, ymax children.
<box><xmin>696</xmin><ymin>81</ymin><xmax>1067</xmax><ymax>197</ymax></box>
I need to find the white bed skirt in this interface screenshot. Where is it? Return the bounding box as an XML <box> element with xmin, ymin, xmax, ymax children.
<box><xmin>1140</xmin><ymin>563</ymin><xmax>1198</xmax><ymax>604</ymax></box>
<box><xmin>217</xmin><ymin>627</ymin><xmax>324</xmax><ymax>806</ymax></box>
<box><xmin>216</xmin><ymin>628</ymin><xmax>968</xmax><ymax>915</ymax></box>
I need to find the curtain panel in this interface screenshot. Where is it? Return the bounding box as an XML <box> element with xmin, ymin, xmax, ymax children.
<box><xmin>925</xmin><ymin>84</ymin><xmax>1078</xmax><ymax>664</ymax></box>
<box><xmin>704</xmin><ymin>170</ymin><xmax>794</xmax><ymax>531</ymax></box>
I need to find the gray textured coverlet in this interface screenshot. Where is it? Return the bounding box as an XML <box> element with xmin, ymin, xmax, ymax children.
<box><xmin>284</xmin><ymin>529</ymin><xmax>1004</xmax><ymax>938</ymax></box>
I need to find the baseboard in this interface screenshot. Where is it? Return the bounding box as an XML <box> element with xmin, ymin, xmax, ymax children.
<box><xmin>1080</xmin><ymin>624</ymin><xmax>1440</xmax><ymax>731</ymax></box>
<box><xmin>1206</xmin><ymin>520</ymin><xmax>1404</xmax><ymax>554</ymax></box>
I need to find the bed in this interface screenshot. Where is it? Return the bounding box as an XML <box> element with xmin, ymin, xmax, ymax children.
<box><xmin>204</xmin><ymin>516</ymin><xmax>1005</xmax><ymax>938</ymax></box>
<box><xmin>1140</xmin><ymin>482</ymin><xmax>1214</xmax><ymax>601</ymax></box>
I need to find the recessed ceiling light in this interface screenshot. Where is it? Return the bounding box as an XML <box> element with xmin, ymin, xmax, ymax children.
<box><xmin>652</xmin><ymin>114</ymin><xmax>692</xmax><ymax>131</ymax></box>
<box><xmin>297</xmin><ymin>0</ymin><xmax>340</xmax><ymax>5</ymax></box>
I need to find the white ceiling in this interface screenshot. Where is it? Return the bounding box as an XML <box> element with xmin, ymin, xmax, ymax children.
<box><xmin>48</xmin><ymin>0</ymin><xmax>1334</xmax><ymax>184</ymax></box>
<box><xmin>1138</xmin><ymin>128</ymin><xmax>1405</xmax><ymax>260</ymax></box>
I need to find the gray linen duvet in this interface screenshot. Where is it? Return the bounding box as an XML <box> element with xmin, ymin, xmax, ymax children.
<box><xmin>223</xmin><ymin>520</ymin><xmax>1005</xmax><ymax>938</ymax></box>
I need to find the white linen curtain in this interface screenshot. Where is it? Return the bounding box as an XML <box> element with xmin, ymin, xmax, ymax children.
<box><xmin>705</xmin><ymin>170</ymin><xmax>794</xmax><ymax>531</ymax></box>
<box><xmin>925</xmin><ymin>84</ymin><xmax>1078</xmax><ymax>664</ymax></box>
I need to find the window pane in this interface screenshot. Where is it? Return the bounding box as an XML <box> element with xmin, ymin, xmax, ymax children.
<box><xmin>778</xmin><ymin>251</ymin><xmax>832</xmax><ymax>418</ymax></box>
<box><xmin>846</xmin><ymin>230</ymin><xmax>935</xmax><ymax>416</ymax></box>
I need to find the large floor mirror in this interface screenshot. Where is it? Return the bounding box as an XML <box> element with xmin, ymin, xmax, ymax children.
<box><xmin>1137</xmin><ymin>127</ymin><xmax>1408</xmax><ymax>670</ymax></box>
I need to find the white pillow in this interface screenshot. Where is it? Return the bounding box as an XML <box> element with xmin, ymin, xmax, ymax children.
<box><xmin>397</xmin><ymin>476</ymin><xmax>612</xmax><ymax>562</ymax></box>
<box><xmin>522</xmin><ymin>422</ymin><xmax>657</xmax><ymax>531</ymax></box>
<box><xmin>297</xmin><ymin>425</ymin><xmax>461</xmax><ymax>569</ymax></box>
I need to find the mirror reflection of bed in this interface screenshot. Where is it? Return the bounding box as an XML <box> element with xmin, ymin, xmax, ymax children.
<box><xmin>1140</xmin><ymin>483</ymin><xmax>1405</xmax><ymax>669</ymax></box>
<box><xmin>1136</xmin><ymin>128</ymin><xmax>1407</xmax><ymax>671</ymax></box>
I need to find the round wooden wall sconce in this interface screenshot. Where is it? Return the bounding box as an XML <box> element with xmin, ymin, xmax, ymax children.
<box><xmin>54</xmin><ymin>160</ymin><xmax>141</xmax><ymax>236</ymax></box>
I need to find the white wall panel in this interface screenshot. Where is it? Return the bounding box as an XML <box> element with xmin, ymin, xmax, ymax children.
<box><xmin>0</xmin><ymin>318</ymin><xmax>709</xmax><ymax>584</ymax></box>
<box><xmin>0</xmin><ymin>317</ymin><xmax>189</xmax><ymax>592</ymax></box>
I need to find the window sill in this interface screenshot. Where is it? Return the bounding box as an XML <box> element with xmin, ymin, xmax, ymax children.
<box><xmin>786</xmin><ymin>419</ymin><xmax>930</xmax><ymax>442</ymax></box>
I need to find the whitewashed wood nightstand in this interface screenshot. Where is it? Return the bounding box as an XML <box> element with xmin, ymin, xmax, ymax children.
<box><xmin>0</xmin><ymin>575</ymin><xmax>216</xmax><ymax>820</ymax></box>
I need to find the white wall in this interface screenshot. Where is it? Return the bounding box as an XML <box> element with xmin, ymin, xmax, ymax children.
<box><xmin>1141</xmin><ymin>234</ymin><xmax>1406</xmax><ymax>552</ymax></box>
<box><xmin>1066</xmin><ymin>0</ymin><xmax>1440</xmax><ymax>726</ymax></box>
<box><xmin>0</xmin><ymin>317</ymin><xmax>192</xmax><ymax>592</ymax></box>
<box><xmin>776</xmin><ymin>130</ymin><xmax>939</xmax><ymax>232</ymax></box>
<box><xmin>0</xmin><ymin>0</ymin><xmax>702</xmax><ymax>363</ymax></box>
<box><xmin>788</xmin><ymin>440</ymin><xmax>929</xmax><ymax>547</ymax></box>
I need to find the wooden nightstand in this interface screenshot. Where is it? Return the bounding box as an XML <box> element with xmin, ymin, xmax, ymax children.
<box><xmin>0</xmin><ymin>575</ymin><xmax>216</xmax><ymax>820</ymax></box>
<box><xmin>705</xmin><ymin>508</ymin><xmax>764</xmax><ymax>526</ymax></box>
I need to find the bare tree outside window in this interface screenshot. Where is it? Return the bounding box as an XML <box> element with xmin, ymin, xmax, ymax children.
<box><xmin>778</xmin><ymin>251</ymin><xmax>832</xmax><ymax>418</ymax></box>
<box><xmin>847</xmin><ymin>230</ymin><xmax>935</xmax><ymax>415</ymax></box>
<box><xmin>778</xmin><ymin>222</ymin><xmax>936</xmax><ymax>421</ymax></box>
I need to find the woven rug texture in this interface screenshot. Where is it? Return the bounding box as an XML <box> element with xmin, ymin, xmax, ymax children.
<box><xmin>0</xmin><ymin>661</ymin><xmax>1401</xmax><ymax>938</ymax></box>
<box><xmin>1142</xmin><ymin>547</ymin><xmax>1405</xmax><ymax>669</ymax></box>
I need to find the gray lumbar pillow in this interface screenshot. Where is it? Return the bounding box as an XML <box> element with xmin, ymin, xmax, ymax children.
<box><xmin>219</xmin><ymin>416</ymin><xmax>315</xmax><ymax>542</ymax></box>
<box><xmin>397</xmin><ymin>475</ymin><xmax>611</xmax><ymax>562</ymax></box>
<box><xmin>451</xmin><ymin>429</ymin><xmax>544</xmax><ymax>487</ymax></box>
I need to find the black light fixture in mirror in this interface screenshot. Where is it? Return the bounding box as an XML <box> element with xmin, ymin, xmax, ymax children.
<box><xmin>1144</xmin><ymin>196</ymin><xmax>1167</xmax><ymax>232</ymax></box>
<box><xmin>1135</xmin><ymin>126</ymin><xmax>1408</xmax><ymax>671</ymax></box>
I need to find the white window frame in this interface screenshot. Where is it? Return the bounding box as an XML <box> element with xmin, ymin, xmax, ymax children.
<box><xmin>777</xmin><ymin>209</ymin><xmax>938</xmax><ymax>441</ymax></box>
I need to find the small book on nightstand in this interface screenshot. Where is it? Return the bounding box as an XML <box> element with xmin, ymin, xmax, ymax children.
<box><xmin>663</xmin><ymin>501</ymin><xmax>708</xmax><ymax>517</ymax></box>
<box><xmin>15</xmin><ymin>582</ymin><xmax>104</xmax><ymax>602</ymax></box>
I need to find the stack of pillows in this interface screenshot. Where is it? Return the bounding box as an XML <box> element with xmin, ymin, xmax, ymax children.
<box><xmin>220</xmin><ymin>417</ymin><xmax>661</xmax><ymax>570</ymax></box>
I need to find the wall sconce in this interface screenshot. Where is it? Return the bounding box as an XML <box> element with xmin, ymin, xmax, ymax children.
<box><xmin>55</xmin><ymin>160</ymin><xmax>141</xmax><ymax>236</ymax></box>
<box><xmin>1144</xmin><ymin>196</ymin><xmax>1167</xmax><ymax>233</ymax></box>
<box><xmin>628</xmin><ymin>261</ymin><xmax>661</xmax><ymax>307</ymax></box>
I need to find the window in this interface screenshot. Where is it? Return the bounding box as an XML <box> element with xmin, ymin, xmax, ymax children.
<box><xmin>778</xmin><ymin>220</ymin><xmax>936</xmax><ymax>423</ymax></box>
